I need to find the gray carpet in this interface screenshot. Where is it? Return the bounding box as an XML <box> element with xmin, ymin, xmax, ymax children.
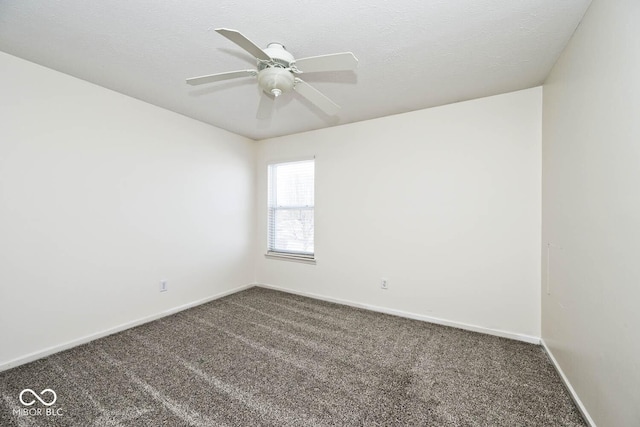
<box><xmin>0</xmin><ymin>287</ymin><xmax>586</xmax><ymax>426</ymax></box>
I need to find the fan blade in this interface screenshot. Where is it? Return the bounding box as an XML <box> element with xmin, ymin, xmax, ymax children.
<box><xmin>186</xmin><ymin>70</ymin><xmax>255</xmax><ymax>86</ymax></box>
<box><xmin>293</xmin><ymin>52</ymin><xmax>358</xmax><ymax>73</ymax></box>
<box><xmin>257</xmin><ymin>92</ymin><xmax>275</xmax><ymax>120</ymax></box>
<box><xmin>215</xmin><ymin>28</ymin><xmax>271</xmax><ymax>61</ymax></box>
<box><xmin>294</xmin><ymin>78</ymin><xmax>340</xmax><ymax>116</ymax></box>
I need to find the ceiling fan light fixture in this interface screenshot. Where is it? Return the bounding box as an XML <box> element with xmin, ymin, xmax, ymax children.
<box><xmin>258</xmin><ymin>67</ymin><xmax>294</xmax><ymax>96</ymax></box>
<box><xmin>186</xmin><ymin>28</ymin><xmax>359</xmax><ymax>117</ymax></box>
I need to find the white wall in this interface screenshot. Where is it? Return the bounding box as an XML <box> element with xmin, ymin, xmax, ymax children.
<box><xmin>542</xmin><ymin>0</ymin><xmax>640</xmax><ymax>425</ymax></box>
<box><xmin>255</xmin><ymin>88</ymin><xmax>542</xmax><ymax>341</ymax></box>
<box><xmin>0</xmin><ymin>52</ymin><xmax>256</xmax><ymax>369</ymax></box>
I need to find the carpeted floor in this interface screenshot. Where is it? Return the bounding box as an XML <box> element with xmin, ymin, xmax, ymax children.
<box><xmin>0</xmin><ymin>287</ymin><xmax>586</xmax><ymax>426</ymax></box>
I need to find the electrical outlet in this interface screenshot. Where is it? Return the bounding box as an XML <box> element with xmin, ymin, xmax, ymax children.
<box><xmin>159</xmin><ymin>280</ymin><xmax>168</xmax><ymax>293</ymax></box>
<box><xmin>380</xmin><ymin>278</ymin><xmax>388</xmax><ymax>290</ymax></box>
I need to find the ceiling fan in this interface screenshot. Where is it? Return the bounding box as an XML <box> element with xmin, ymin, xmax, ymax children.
<box><xmin>186</xmin><ymin>28</ymin><xmax>358</xmax><ymax>119</ymax></box>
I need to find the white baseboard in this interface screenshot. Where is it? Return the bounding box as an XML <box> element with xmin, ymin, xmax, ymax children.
<box><xmin>0</xmin><ymin>283</ymin><xmax>254</xmax><ymax>373</ymax></box>
<box><xmin>256</xmin><ymin>283</ymin><xmax>540</xmax><ymax>345</ymax></box>
<box><xmin>541</xmin><ymin>339</ymin><xmax>596</xmax><ymax>427</ymax></box>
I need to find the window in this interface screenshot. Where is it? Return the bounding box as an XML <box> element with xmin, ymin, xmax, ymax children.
<box><xmin>267</xmin><ymin>159</ymin><xmax>315</xmax><ymax>260</ymax></box>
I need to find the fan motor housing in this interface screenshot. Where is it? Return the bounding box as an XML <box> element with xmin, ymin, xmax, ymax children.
<box><xmin>261</xmin><ymin>42</ymin><xmax>294</xmax><ymax>68</ymax></box>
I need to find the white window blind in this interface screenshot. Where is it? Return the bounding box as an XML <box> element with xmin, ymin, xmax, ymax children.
<box><xmin>267</xmin><ymin>159</ymin><xmax>315</xmax><ymax>257</ymax></box>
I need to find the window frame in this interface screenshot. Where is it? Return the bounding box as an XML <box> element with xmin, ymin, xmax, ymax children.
<box><xmin>266</xmin><ymin>158</ymin><xmax>316</xmax><ymax>264</ymax></box>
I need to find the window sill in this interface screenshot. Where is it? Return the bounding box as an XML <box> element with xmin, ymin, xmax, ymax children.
<box><xmin>265</xmin><ymin>253</ymin><xmax>316</xmax><ymax>265</ymax></box>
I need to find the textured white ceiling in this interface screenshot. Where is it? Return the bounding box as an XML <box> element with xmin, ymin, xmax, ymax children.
<box><xmin>0</xmin><ymin>0</ymin><xmax>591</xmax><ymax>140</ymax></box>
